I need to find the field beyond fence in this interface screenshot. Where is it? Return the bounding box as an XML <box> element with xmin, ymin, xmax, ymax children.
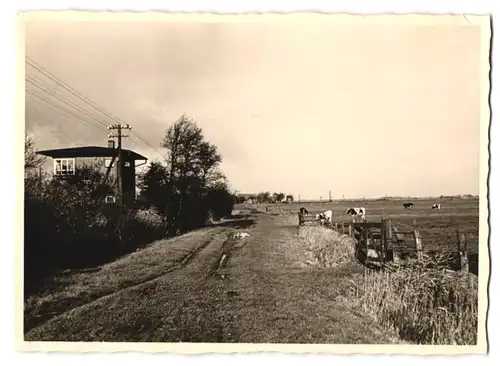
<box><xmin>241</xmin><ymin>197</ymin><xmax>479</xmax><ymax>275</ymax></box>
<box><xmin>287</xmin><ymin>198</ymin><xmax>480</xmax><ymax>345</ymax></box>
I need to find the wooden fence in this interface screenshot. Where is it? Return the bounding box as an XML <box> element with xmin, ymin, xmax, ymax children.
<box><xmin>297</xmin><ymin>213</ymin><xmax>472</xmax><ymax>273</ymax></box>
<box><xmin>261</xmin><ymin>204</ymin><xmax>292</xmax><ymax>216</ymax></box>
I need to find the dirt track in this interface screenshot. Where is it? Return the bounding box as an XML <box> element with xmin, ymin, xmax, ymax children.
<box><xmin>25</xmin><ymin>213</ymin><xmax>401</xmax><ymax>343</ymax></box>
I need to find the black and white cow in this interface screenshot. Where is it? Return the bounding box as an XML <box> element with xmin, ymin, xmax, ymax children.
<box><xmin>299</xmin><ymin>207</ymin><xmax>309</xmax><ymax>216</ymax></box>
<box><xmin>315</xmin><ymin>210</ymin><xmax>333</xmax><ymax>224</ymax></box>
<box><xmin>403</xmin><ymin>203</ymin><xmax>414</xmax><ymax>209</ymax></box>
<box><xmin>345</xmin><ymin>207</ymin><xmax>366</xmax><ymax>222</ymax></box>
<box><xmin>432</xmin><ymin>204</ymin><xmax>441</xmax><ymax>210</ymax></box>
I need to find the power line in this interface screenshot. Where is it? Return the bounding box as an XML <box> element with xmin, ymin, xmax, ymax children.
<box><xmin>25</xmin><ymin>100</ymin><xmax>74</xmax><ymax>142</ymax></box>
<box><xmin>28</xmin><ymin>81</ymin><xmax>162</xmax><ymax>159</ymax></box>
<box><xmin>26</xmin><ymin>56</ymin><xmax>164</xmax><ymax>159</ymax></box>
<box><xmin>26</xmin><ymin>76</ymin><xmax>109</xmax><ymax>128</ymax></box>
<box><xmin>26</xmin><ymin>88</ymin><xmax>108</xmax><ymax>133</ymax></box>
<box><xmin>26</xmin><ymin>89</ymin><xmax>108</xmax><ymax>133</ymax></box>
<box><xmin>26</xmin><ymin>57</ymin><xmax>121</xmax><ymax>125</ymax></box>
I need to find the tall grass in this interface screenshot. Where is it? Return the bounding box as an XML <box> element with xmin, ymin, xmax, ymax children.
<box><xmin>297</xmin><ymin>226</ymin><xmax>356</xmax><ymax>268</ymax></box>
<box><xmin>348</xmin><ymin>254</ymin><xmax>478</xmax><ymax>345</ymax></box>
<box><xmin>296</xmin><ymin>225</ymin><xmax>478</xmax><ymax>345</ymax></box>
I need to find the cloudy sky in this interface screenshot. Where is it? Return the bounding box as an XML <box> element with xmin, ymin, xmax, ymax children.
<box><xmin>23</xmin><ymin>15</ymin><xmax>487</xmax><ymax>199</ymax></box>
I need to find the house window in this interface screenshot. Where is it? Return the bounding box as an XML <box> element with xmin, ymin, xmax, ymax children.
<box><xmin>54</xmin><ymin>158</ymin><xmax>75</xmax><ymax>175</ymax></box>
<box><xmin>105</xmin><ymin>159</ymin><xmax>130</xmax><ymax>167</ymax></box>
<box><xmin>105</xmin><ymin>158</ymin><xmax>115</xmax><ymax>168</ymax></box>
<box><xmin>105</xmin><ymin>195</ymin><xmax>116</xmax><ymax>204</ymax></box>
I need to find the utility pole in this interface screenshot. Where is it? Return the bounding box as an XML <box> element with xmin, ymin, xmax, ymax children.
<box><xmin>329</xmin><ymin>190</ymin><xmax>332</xmax><ymax>202</ymax></box>
<box><xmin>108</xmin><ymin>123</ymin><xmax>131</xmax><ymax>208</ymax></box>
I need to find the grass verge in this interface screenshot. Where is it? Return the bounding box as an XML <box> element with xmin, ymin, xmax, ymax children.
<box><xmin>24</xmin><ymin>227</ymin><xmax>225</xmax><ymax>333</ymax></box>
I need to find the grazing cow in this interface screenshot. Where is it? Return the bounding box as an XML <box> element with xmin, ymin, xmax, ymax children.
<box><xmin>403</xmin><ymin>203</ymin><xmax>414</xmax><ymax>209</ymax></box>
<box><xmin>345</xmin><ymin>207</ymin><xmax>366</xmax><ymax>222</ymax></box>
<box><xmin>432</xmin><ymin>204</ymin><xmax>441</xmax><ymax>210</ymax></box>
<box><xmin>315</xmin><ymin>209</ymin><xmax>333</xmax><ymax>224</ymax></box>
<box><xmin>299</xmin><ymin>207</ymin><xmax>309</xmax><ymax>216</ymax></box>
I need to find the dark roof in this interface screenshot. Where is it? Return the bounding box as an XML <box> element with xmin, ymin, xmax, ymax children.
<box><xmin>37</xmin><ymin>146</ymin><xmax>148</xmax><ymax>161</ymax></box>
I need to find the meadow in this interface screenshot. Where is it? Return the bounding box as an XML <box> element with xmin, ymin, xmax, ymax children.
<box><xmin>257</xmin><ymin>197</ymin><xmax>480</xmax><ymax>254</ymax></box>
<box><xmin>283</xmin><ymin>199</ymin><xmax>480</xmax><ymax>345</ymax></box>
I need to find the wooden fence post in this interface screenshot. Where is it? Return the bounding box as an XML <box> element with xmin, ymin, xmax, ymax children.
<box><xmin>385</xmin><ymin>219</ymin><xmax>392</xmax><ymax>243</ymax></box>
<box><xmin>386</xmin><ymin>220</ymin><xmax>399</xmax><ymax>264</ymax></box>
<box><xmin>380</xmin><ymin>219</ymin><xmax>386</xmax><ymax>263</ymax></box>
<box><xmin>457</xmin><ymin>231</ymin><xmax>469</xmax><ymax>273</ymax></box>
<box><xmin>363</xmin><ymin>223</ymin><xmax>369</xmax><ymax>257</ymax></box>
<box><xmin>413</xmin><ymin>230</ymin><xmax>423</xmax><ymax>262</ymax></box>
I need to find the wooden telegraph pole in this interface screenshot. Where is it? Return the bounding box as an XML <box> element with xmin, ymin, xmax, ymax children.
<box><xmin>108</xmin><ymin>123</ymin><xmax>131</xmax><ymax>208</ymax></box>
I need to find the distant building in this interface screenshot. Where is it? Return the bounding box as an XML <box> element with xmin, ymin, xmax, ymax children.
<box><xmin>37</xmin><ymin>141</ymin><xmax>148</xmax><ymax>206</ymax></box>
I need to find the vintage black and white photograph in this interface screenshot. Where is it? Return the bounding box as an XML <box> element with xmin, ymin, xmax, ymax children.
<box><xmin>19</xmin><ymin>12</ymin><xmax>490</xmax><ymax>351</ymax></box>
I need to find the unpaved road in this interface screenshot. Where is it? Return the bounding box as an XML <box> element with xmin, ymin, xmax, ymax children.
<box><xmin>25</xmin><ymin>213</ymin><xmax>400</xmax><ymax>343</ymax></box>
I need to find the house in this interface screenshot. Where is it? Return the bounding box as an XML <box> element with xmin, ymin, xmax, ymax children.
<box><xmin>37</xmin><ymin>140</ymin><xmax>148</xmax><ymax>206</ymax></box>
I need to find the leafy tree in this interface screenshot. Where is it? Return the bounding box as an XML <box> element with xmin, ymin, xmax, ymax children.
<box><xmin>206</xmin><ymin>182</ymin><xmax>235</xmax><ymax>220</ymax></box>
<box><xmin>257</xmin><ymin>191</ymin><xmax>271</xmax><ymax>203</ymax></box>
<box><xmin>137</xmin><ymin>162</ymin><xmax>170</xmax><ymax>216</ymax></box>
<box><xmin>195</xmin><ymin>141</ymin><xmax>222</xmax><ymax>189</ymax></box>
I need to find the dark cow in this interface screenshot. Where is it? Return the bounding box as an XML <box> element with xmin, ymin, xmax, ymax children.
<box><xmin>299</xmin><ymin>207</ymin><xmax>309</xmax><ymax>215</ymax></box>
<box><xmin>403</xmin><ymin>203</ymin><xmax>414</xmax><ymax>209</ymax></box>
<box><xmin>432</xmin><ymin>204</ymin><xmax>441</xmax><ymax>210</ymax></box>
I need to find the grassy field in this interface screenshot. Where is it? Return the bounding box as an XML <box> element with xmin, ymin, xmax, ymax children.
<box><xmin>291</xmin><ymin>212</ymin><xmax>479</xmax><ymax>345</ymax></box>
<box><xmin>24</xmin><ymin>206</ymin><xmax>478</xmax><ymax>344</ymax></box>
<box><xmin>25</xmin><ymin>214</ymin><xmax>404</xmax><ymax>344</ymax></box>
<box><xmin>238</xmin><ymin>197</ymin><xmax>480</xmax><ymax>254</ymax></box>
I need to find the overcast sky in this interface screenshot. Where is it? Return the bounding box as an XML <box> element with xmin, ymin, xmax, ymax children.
<box><xmin>24</xmin><ymin>15</ymin><xmax>486</xmax><ymax>199</ymax></box>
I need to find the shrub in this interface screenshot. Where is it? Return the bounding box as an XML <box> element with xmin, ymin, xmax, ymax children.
<box><xmin>24</xmin><ymin>166</ymin><xmax>168</xmax><ymax>294</ymax></box>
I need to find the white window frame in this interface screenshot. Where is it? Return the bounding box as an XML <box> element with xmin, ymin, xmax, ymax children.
<box><xmin>105</xmin><ymin>158</ymin><xmax>115</xmax><ymax>168</ymax></box>
<box><xmin>105</xmin><ymin>195</ymin><xmax>116</xmax><ymax>203</ymax></box>
<box><xmin>54</xmin><ymin>158</ymin><xmax>75</xmax><ymax>176</ymax></box>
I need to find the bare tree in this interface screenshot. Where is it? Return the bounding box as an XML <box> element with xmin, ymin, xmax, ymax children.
<box><xmin>24</xmin><ymin>134</ymin><xmax>46</xmax><ymax>170</ymax></box>
<box><xmin>145</xmin><ymin>115</ymin><xmax>232</xmax><ymax>235</ymax></box>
